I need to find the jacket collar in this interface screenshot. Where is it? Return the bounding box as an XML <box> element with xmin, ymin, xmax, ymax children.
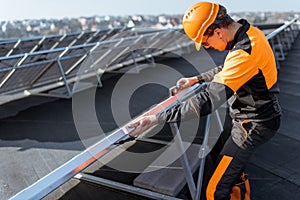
<box><xmin>226</xmin><ymin>19</ymin><xmax>250</xmax><ymax>50</ymax></box>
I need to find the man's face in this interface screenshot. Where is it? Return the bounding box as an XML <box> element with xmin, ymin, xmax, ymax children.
<box><xmin>202</xmin><ymin>28</ymin><xmax>227</xmax><ymax>51</ymax></box>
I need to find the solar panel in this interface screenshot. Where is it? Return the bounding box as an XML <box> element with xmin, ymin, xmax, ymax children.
<box><xmin>35</xmin><ymin>47</ymin><xmax>94</xmax><ymax>85</ymax></box>
<box><xmin>55</xmin><ymin>33</ymin><xmax>82</xmax><ymax>49</ymax></box>
<box><xmin>88</xmin><ymin>28</ymin><xmax>130</xmax><ymax>43</ymax></box>
<box><xmin>32</xmin><ymin>59</ymin><xmax>66</xmax><ymax>86</ymax></box>
<box><xmin>72</xmin><ymin>31</ymin><xmax>96</xmax><ymax>46</ymax></box>
<box><xmin>0</xmin><ymin>56</ymin><xmax>22</xmax><ymax>69</ymax></box>
<box><xmin>73</xmin><ymin>43</ymin><xmax>122</xmax><ymax>75</ymax></box>
<box><xmin>36</xmin><ymin>36</ymin><xmax>63</xmax><ymax>51</ymax></box>
<box><xmin>85</xmin><ymin>30</ymin><xmax>110</xmax><ymax>44</ymax></box>
<box><xmin>63</xmin><ymin>45</ymin><xmax>93</xmax><ymax>58</ymax></box>
<box><xmin>0</xmin><ymin>41</ymin><xmax>16</xmax><ymax>56</ymax></box>
<box><xmin>0</xmin><ymin>35</ymin><xmax>63</xmax><ymax>56</ymax></box>
<box><xmin>0</xmin><ymin>28</ymin><xmax>193</xmax><ymax>104</ymax></box>
<box><xmin>8</xmin><ymin>39</ymin><xmax>41</xmax><ymax>56</ymax></box>
<box><xmin>0</xmin><ymin>50</ymin><xmax>63</xmax><ymax>92</ymax></box>
<box><xmin>61</xmin><ymin>56</ymin><xmax>87</xmax><ymax>79</ymax></box>
<box><xmin>0</xmin><ymin>63</ymin><xmax>48</xmax><ymax>93</ymax></box>
<box><xmin>0</xmin><ymin>71</ymin><xmax>8</xmax><ymax>86</ymax></box>
<box><xmin>105</xmin><ymin>37</ymin><xmax>147</xmax><ymax>69</ymax></box>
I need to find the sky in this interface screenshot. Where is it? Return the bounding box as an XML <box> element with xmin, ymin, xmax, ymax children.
<box><xmin>0</xmin><ymin>0</ymin><xmax>299</xmax><ymax>21</ymax></box>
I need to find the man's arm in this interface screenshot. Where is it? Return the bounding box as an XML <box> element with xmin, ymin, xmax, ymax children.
<box><xmin>197</xmin><ymin>66</ymin><xmax>223</xmax><ymax>82</ymax></box>
<box><xmin>157</xmin><ymin>81</ymin><xmax>233</xmax><ymax>124</ymax></box>
<box><xmin>129</xmin><ymin>66</ymin><xmax>228</xmax><ymax>136</ymax></box>
<box><xmin>177</xmin><ymin>66</ymin><xmax>223</xmax><ymax>89</ymax></box>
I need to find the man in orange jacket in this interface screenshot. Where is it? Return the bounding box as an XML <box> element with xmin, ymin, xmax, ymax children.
<box><xmin>129</xmin><ymin>2</ymin><xmax>281</xmax><ymax>199</ymax></box>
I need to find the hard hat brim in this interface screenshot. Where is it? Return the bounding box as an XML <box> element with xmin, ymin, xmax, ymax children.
<box><xmin>195</xmin><ymin>42</ymin><xmax>201</xmax><ymax>51</ymax></box>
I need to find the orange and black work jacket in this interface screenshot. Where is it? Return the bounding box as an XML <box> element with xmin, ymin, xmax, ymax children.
<box><xmin>157</xmin><ymin>19</ymin><xmax>281</xmax><ymax>123</ymax></box>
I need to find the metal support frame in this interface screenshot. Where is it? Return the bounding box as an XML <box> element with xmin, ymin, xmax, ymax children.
<box><xmin>168</xmin><ymin>113</ymin><xmax>214</xmax><ymax>200</ymax></box>
<box><xmin>270</xmin><ymin>38</ymin><xmax>281</xmax><ymax>69</ymax></box>
<box><xmin>56</xmin><ymin>58</ymin><xmax>73</xmax><ymax>97</ymax></box>
<box><xmin>266</xmin><ymin>17</ymin><xmax>300</xmax><ymax>69</ymax></box>
<box><xmin>195</xmin><ymin>115</ymin><xmax>211</xmax><ymax>200</ymax></box>
<box><xmin>275</xmin><ymin>35</ymin><xmax>285</xmax><ymax>61</ymax></box>
<box><xmin>166</xmin><ymin>84</ymin><xmax>217</xmax><ymax>200</ymax></box>
<box><xmin>30</xmin><ymin>53</ymin><xmax>76</xmax><ymax>99</ymax></box>
<box><xmin>142</xmin><ymin>50</ymin><xmax>156</xmax><ymax>65</ymax></box>
<box><xmin>75</xmin><ymin>173</ymin><xmax>182</xmax><ymax>200</ymax></box>
<box><xmin>169</xmin><ymin>122</ymin><xmax>197</xmax><ymax>198</ymax></box>
<box><xmin>130</xmin><ymin>50</ymin><xmax>142</xmax><ymax>73</ymax></box>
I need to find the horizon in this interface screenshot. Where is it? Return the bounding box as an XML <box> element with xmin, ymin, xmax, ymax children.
<box><xmin>1</xmin><ymin>10</ymin><xmax>299</xmax><ymax>22</ymax></box>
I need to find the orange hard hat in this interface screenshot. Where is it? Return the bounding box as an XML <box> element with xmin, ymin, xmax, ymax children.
<box><xmin>182</xmin><ymin>2</ymin><xmax>219</xmax><ymax>50</ymax></box>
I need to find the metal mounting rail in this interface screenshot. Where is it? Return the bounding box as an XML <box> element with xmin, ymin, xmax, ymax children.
<box><xmin>266</xmin><ymin>17</ymin><xmax>300</xmax><ymax>68</ymax></box>
<box><xmin>9</xmin><ymin>83</ymin><xmax>206</xmax><ymax>200</ymax></box>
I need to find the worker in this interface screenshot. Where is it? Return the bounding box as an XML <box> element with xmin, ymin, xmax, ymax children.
<box><xmin>129</xmin><ymin>2</ymin><xmax>281</xmax><ymax>199</ymax></box>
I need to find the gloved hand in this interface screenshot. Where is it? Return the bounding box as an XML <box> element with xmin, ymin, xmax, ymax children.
<box><xmin>176</xmin><ymin>76</ymin><xmax>199</xmax><ymax>90</ymax></box>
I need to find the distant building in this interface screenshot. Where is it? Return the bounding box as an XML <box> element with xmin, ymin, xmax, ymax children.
<box><xmin>127</xmin><ymin>15</ymin><xmax>143</xmax><ymax>27</ymax></box>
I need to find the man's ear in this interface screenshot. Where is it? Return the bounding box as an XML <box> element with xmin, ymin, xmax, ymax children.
<box><xmin>214</xmin><ymin>28</ymin><xmax>223</xmax><ymax>39</ymax></box>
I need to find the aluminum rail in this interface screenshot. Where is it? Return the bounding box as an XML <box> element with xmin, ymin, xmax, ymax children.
<box><xmin>0</xmin><ymin>30</ymin><xmax>93</xmax><ymax>44</ymax></box>
<box><xmin>9</xmin><ymin>83</ymin><xmax>206</xmax><ymax>200</ymax></box>
<box><xmin>265</xmin><ymin>17</ymin><xmax>299</xmax><ymax>68</ymax></box>
<box><xmin>254</xmin><ymin>23</ymin><xmax>284</xmax><ymax>30</ymax></box>
<box><xmin>0</xmin><ymin>27</ymin><xmax>135</xmax><ymax>46</ymax></box>
<box><xmin>266</xmin><ymin>17</ymin><xmax>298</xmax><ymax>40</ymax></box>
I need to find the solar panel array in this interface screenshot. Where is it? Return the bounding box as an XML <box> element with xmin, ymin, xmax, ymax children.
<box><xmin>0</xmin><ymin>27</ymin><xmax>130</xmax><ymax>57</ymax></box>
<box><xmin>0</xmin><ymin>27</ymin><xmax>193</xmax><ymax>104</ymax></box>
